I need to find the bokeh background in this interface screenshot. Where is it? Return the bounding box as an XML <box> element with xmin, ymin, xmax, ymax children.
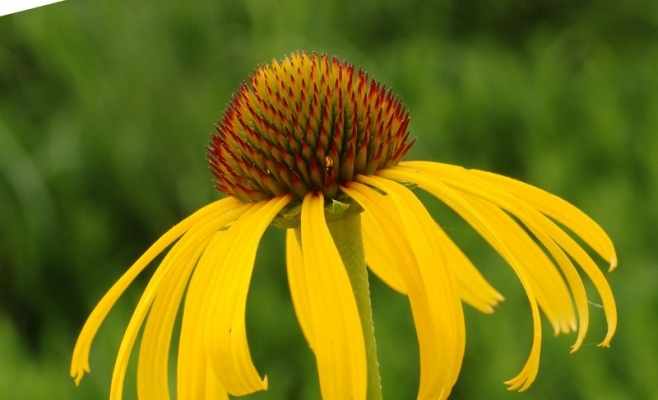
<box><xmin>1</xmin><ymin>0</ymin><xmax>657</xmax><ymax>399</ymax></box>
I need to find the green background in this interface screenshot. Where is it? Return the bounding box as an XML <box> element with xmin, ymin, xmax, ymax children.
<box><xmin>1</xmin><ymin>0</ymin><xmax>657</xmax><ymax>399</ymax></box>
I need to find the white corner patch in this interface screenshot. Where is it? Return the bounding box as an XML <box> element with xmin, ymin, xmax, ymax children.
<box><xmin>1</xmin><ymin>0</ymin><xmax>65</xmax><ymax>17</ymax></box>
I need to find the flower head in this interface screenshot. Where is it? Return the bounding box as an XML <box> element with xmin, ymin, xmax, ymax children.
<box><xmin>208</xmin><ymin>52</ymin><xmax>412</xmax><ymax>202</ymax></box>
<box><xmin>71</xmin><ymin>51</ymin><xmax>617</xmax><ymax>400</ymax></box>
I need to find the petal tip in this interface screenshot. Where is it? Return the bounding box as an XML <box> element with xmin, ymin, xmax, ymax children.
<box><xmin>504</xmin><ymin>377</ymin><xmax>532</xmax><ymax>393</ymax></box>
<box><xmin>608</xmin><ymin>257</ymin><xmax>617</xmax><ymax>272</ymax></box>
<box><xmin>72</xmin><ymin>369</ymin><xmax>87</xmax><ymax>386</ymax></box>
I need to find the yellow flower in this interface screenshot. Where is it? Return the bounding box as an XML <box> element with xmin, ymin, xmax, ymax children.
<box><xmin>71</xmin><ymin>52</ymin><xmax>617</xmax><ymax>400</ymax></box>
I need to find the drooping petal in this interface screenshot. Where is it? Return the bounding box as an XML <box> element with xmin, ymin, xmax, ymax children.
<box><xmin>344</xmin><ymin>183</ymin><xmax>445</xmax><ymax>398</ymax></box>
<box><xmin>204</xmin><ymin>365</ymin><xmax>229</xmax><ymax>400</ymax></box>
<box><xmin>426</xmin><ymin>220</ymin><xmax>505</xmax><ymax>314</ymax></box>
<box><xmin>200</xmin><ymin>194</ymin><xmax>292</xmax><ymax>396</ymax></box>
<box><xmin>177</xmin><ymin>231</ymin><xmax>230</xmax><ymax>400</ymax></box>
<box><xmin>465</xmin><ymin>195</ymin><xmax>577</xmax><ymax>334</ymax></box>
<box><xmin>470</xmin><ymin>167</ymin><xmax>616</xmax><ymax>269</ymax></box>
<box><xmin>391</xmin><ymin>166</ymin><xmax>586</xmax><ymax>340</ymax></box>
<box><xmin>394</xmin><ymin>163</ymin><xmax>617</xmax><ymax>348</ymax></box>
<box><xmin>358</xmin><ymin>176</ymin><xmax>467</xmax><ymax>395</ymax></box>
<box><xmin>375</xmin><ymin>169</ymin><xmax>544</xmax><ymax>391</ymax></box>
<box><xmin>107</xmin><ymin>200</ymin><xmax>251</xmax><ymax>400</ymax></box>
<box><xmin>345</xmin><ymin>178</ymin><xmax>465</xmax><ymax>399</ymax></box>
<box><xmin>361</xmin><ymin>187</ymin><xmax>503</xmax><ymax>313</ymax></box>
<box><xmin>361</xmin><ymin>216</ymin><xmax>407</xmax><ymax>294</ymax></box>
<box><xmin>403</xmin><ymin>162</ymin><xmax>617</xmax><ymax>269</ymax></box>
<box><xmin>69</xmin><ymin>196</ymin><xmax>242</xmax><ymax>386</ymax></box>
<box><xmin>137</xmin><ymin>237</ymin><xmax>209</xmax><ymax>400</ymax></box>
<box><xmin>285</xmin><ymin>229</ymin><xmax>315</xmax><ymax>346</ymax></box>
<box><xmin>298</xmin><ymin>192</ymin><xmax>367</xmax><ymax>400</ymax></box>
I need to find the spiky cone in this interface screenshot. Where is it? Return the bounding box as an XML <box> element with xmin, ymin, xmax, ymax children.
<box><xmin>208</xmin><ymin>52</ymin><xmax>413</xmax><ymax>204</ymax></box>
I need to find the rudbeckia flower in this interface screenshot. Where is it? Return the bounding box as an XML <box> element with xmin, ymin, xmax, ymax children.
<box><xmin>71</xmin><ymin>51</ymin><xmax>617</xmax><ymax>400</ymax></box>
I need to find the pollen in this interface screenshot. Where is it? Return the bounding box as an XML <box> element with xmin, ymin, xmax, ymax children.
<box><xmin>208</xmin><ymin>51</ymin><xmax>414</xmax><ymax>202</ymax></box>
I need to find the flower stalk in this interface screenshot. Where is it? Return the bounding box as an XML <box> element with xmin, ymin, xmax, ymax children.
<box><xmin>295</xmin><ymin>212</ymin><xmax>383</xmax><ymax>400</ymax></box>
<box><xmin>326</xmin><ymin>213</ymin><xmax>382</xmax><ymax>400</ymax></box>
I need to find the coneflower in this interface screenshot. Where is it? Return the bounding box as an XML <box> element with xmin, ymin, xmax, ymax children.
<box><xmin>71</xmin><ymin>51</ymin><xmax>617</xmax><ymax>400</ymax></box>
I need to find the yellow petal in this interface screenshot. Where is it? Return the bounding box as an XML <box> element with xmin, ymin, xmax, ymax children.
<box><xmin>375</xmin><ymin>169</ymin><xmax>544</xmax><ymax>391</ymax></box>
<box><xmin>463</xmin><ymin>195</ymin><xmax>576</xmax><ymax>334</ymax></box>
<box><xmin>108</xmin><ymin>200</ymin><xmax>251</xmax><ymax>400</ymax></box>
<box><xmin>403</xmin><ymin>161</ymin><xmax>617</xmax><ymax>270</ymax></box>
<box><xmin>360</xmin><ymin>186</ymin><xmax>502</xmax><ymax>313</ymax></box>
<box><xmin>69</xmin><ymin>197</ymin><xmax>241</xmax><ymax>385</ymax></box>
<box><xmin>361</xmin><ymin>215</ymin><xmax>407</xmax><ymax>294</ymax></box>
<box><xmin>394</xmin><ymin>164</ymin><xmax>617</xmax><ymax>349</ymax></box>
<box><xmin>137</xmin><ymin>237</ymin><xmax>208</xmax><ymax>400</ymax></box>
<box><xmin>529</xmin><ymin>213</ymin><xmax>617</xmax><ymax>348</ymax></box>
<box><xmin>204</xmin><ymin>194</ymin><xmax>291</xmax><ymax>395</ymax></box>
<box><xmin>286</xmin><ymin>229</ymin><xmax>315</xmax><ymax>346</ymax></box>
<box><xmin>427</xmin><ymin>219</ymin><xmax>504</xmax><ymax>314</ymax></box>
<box><xmin>346</xmin><ymin>178</ymin><xmax>465</xmax><ymax>399</ymax></box>
<box><xmin>177</xmin><ymin>231</ymin><xmax>230</xmax><ymax>400</ymax></box>
<box><xmin>299</xmin><ymin>192</ymin><xmax>367</xmax><ymax>400</ymax></box>
<box><xmin>204</xmin><ymin>365</ymin><xmax>229</xmax><ymax>400</ymax></box>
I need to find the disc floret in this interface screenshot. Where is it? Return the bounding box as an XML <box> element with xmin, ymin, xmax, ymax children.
<box><xmin>208</xmin><ymin>51</ymin><xmax>414</xmax><ymax>203</ymax></box>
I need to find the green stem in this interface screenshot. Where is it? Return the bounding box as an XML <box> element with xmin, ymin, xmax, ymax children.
<box><xmin>326</xmin><ymin>213</ymin><xmax>383</xmax><ymax>400</ymax></box>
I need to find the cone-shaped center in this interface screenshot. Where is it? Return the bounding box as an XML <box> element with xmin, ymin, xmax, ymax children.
<box><xmin>208</xmin><ymin>51</ymin><xmax>413</xmax><ymax>202</ymax></box>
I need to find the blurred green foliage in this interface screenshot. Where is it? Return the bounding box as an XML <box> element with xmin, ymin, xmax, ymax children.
<box><xmin>1</xmin><ymin>0</ymin><xmax>657</xmax><ymax>399</ymax></box>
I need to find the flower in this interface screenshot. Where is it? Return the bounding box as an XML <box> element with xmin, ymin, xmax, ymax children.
<box><xmin>70</xmin><ymin>52</ymin><xmax>617</xmax><ymax>400</ymax></box>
